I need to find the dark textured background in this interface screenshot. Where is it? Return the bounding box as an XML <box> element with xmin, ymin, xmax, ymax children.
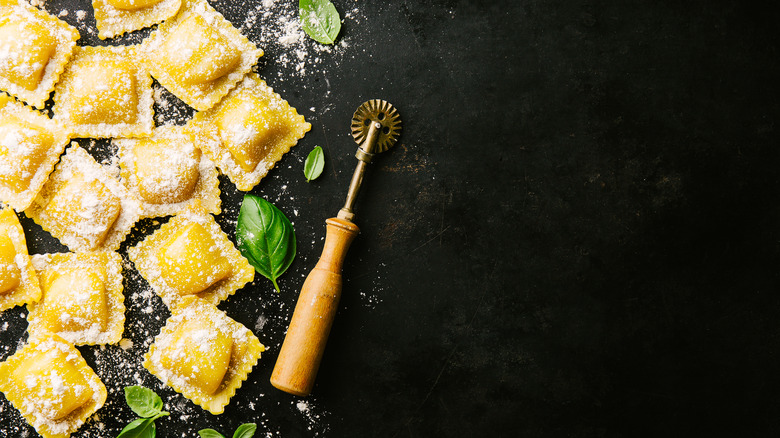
<box><xmin>2</xmin><ymin>0</ymin><xmax>780</xmax><ymax>436</ymax></box>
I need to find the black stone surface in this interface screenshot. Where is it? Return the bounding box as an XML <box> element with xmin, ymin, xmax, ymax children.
<box><xmin>2</xmin><ymin>0</ymin><xmax>780</xmax><ymax>437</ymax></box>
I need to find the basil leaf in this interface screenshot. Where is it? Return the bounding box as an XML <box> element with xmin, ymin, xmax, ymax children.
<box><xmin>236</xmin><ymin>195</ymin><xmax>297</xmax><ymax>292</ymax></box>
<box><xmin>198</xmin><ymin>429</ymin><xmax>226</xmax><ymax>438</ymax></box>
<box><xmin>299</xmin><ymin>0</ymin><xmax>341</xmax><ymax>44</ymax></box>
<box><xmin>233</xmin><ymin>423</ymin><xmax>258</xmax><ymax>438</ymax></box>
<box><xmin>117</xmin><ymin>418</ymin><xmax>156</xmax><ymax>438</ymax></box>
<box><xmin>124</xmin><ymin>386</ymin><xmax>163</xmax><ymax>418</ymax></box>
<box><xmin>304</xmin><ymin>146</ymin><xmax>325</xmax><ymax>182</ymax></box>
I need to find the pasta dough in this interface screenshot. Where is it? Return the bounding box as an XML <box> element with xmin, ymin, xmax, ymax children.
<box><xmin>53</xmin><ymin>45</ymin><xmax>153</xmax><ymax>138</ymax></box>
<box><xmin>128</xmin><ymin>201</ymin><xmax>254</xmax><ymax>306</ymax></box>
<box><xmin>0</xmin><ymin>333</ymin><xmax>107</xmax><ymax>438</ymax></box>
<box><xmin>28</xmin><ymin>251</ymin><xmax>125</xmax><ymax>345</ymax></box>
<box><xmin>144</xmin><ymin>296</ymin><xmax>265</xmax><ymax>414</ymax></box>
<box><xmin>0</xmin><ymin>1</ymin><xmax>79</xmax><ymax>108</ymax></box>
<box><xmin>26</xmin><ymin>144</ymin><xmax>142</xmax><ymax>252</ymax></box>
<box><xmin>141</xmin><ymin>0</ymin><xmax>262</xmax><ymax>111</ymax></box>
<box><xmin>93</xmin><ymin>0</ymin><xmax>182</xmax><ymax>40</ymax></box>
<box><xmin>0</xmin><ymin>94</ymin><xmax>70</xmax><ymax>211</ymax></box>
<box><xmin>116</xmin><ymin>125</ymin><xmax>221</xmax><ymax>218</ymax></box>
<box><xmin>0</xmin><ymin>206</ymin><xmax>41</xmax><ymax>311</ymax></box>
<box><xmin>187</xmin><ymin>73</ymin><xmax>311</xmax><ymax>191</ymax></box>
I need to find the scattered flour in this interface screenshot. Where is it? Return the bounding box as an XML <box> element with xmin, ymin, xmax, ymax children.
<box><xmin>240</xmin><ymin>1</ymin><xmax>357</xmax><ymax>82</ymax></box>
<box><xmin>293</xmin><ymin>398</ymin><xmax>331</xmax><ymax>435</ymax></box>
<box><xmin>0</xmin><ymin>1</ymin><xmax>369</xmax><ymax>436</ymax></box>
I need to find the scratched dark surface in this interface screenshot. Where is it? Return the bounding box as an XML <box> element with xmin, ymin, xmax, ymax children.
<box><xmin>2</xmin><ymin>0</ymin><xmax>780</xmax><ymax>436</ymax></box>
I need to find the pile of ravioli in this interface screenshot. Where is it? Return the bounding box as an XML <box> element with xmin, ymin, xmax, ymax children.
<box><xmin>0</xmin><ymin>0</ymin><xmax>312</xmax><ymax>436</ymax></box>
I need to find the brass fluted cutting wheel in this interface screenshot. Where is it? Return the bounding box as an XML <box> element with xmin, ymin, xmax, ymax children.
<box><xmin>351</xmin><ymin>99</ymin><xmax>402</xmax><ymax>153</ymax></box>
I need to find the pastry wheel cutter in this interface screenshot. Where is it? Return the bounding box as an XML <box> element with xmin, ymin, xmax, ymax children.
<box><xmin>270</xmin><ymin>100</ymin><xmax>402</xmax><ymax>396</ymax></box>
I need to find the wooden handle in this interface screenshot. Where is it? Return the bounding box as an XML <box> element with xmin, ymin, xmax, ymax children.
<box><xmin>270</xmin><ymin>217</ymin><xmax>359</xmax><ymax>396</ymax></box>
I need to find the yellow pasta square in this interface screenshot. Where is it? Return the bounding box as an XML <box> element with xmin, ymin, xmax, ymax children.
<box><xmin>116</xmin><ymin>125</ymin><xmax>221</xmax><ymax>218</ymax></box>
<box><xmin>27</xmin><ymin>251</ymin><xmax>125</xmax><ymax>346</ymax></box>
<box><xmin>141</xmin><ymin>0</ymin><xmax>262</xmax><ymax>111</ymax></box>
<box><xmin>53</xmin><ymin>45</ymin><xmax>153</xmax><ymax>138</ymax></box>
<box><xmin>26</xmin><ymin>144</ymin><xmax>142</xmax><ymax>252</ymax></box>
<box><xmin>187</xmin><ymin>73</ymin><xmax>310</xmax><ymax>191</ymax></box>
<box><xmin>0</xmin><ymin>206</ymin><xmax>41</xmax><ymax>311</ymax></box>
<box><xmin>143</xmin><ymin>295</ymin><xmax>265</xmax><ymax>414</ymax></box>
<box><xmin>0</xmin><ymin>96</ymin><xmax>70</xmax><ymax>211</ymax></box>
<box><xmin>0</xmin><ymin>2</ymin><xmax>79</xmax><ymax>109</ymax></box>
<box><xmin>93</xmin><ymin>0</ymin><xmax>182</xmax><ymax>40</ymax></box>
<box><xmin>128</xmin><ymin>201</ymin><xmax>253</xmax><ymax>307</ymax></box>
<box><xmin>0</xmin><ymin>332</ymin><xmax>107</xmax><ymax>438</ymax></box>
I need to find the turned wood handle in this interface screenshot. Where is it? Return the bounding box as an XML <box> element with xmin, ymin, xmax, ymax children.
<box><xmin>270</xmin><ymin>217</ymin><xmax>360</xmax><ymax>396</ymax></box>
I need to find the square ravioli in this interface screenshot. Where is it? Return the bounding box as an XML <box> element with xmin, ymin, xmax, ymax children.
<box><xmin>0</xmin><ymin>206</ymin><xmax>41</xmax><ymax>311</ymax></box>
<box><xmin>53</xmin><ymin>45</ymin><xmax>153</xmax><ymax>138</ymax></box>
<box><xmin>26</xmin><ymin>144</ymin><xmax>142</xmax><ymax>252</ymax></box>
<box><xmin>116</xmin><ymin>125</ymin><xmax>221</xmax><ymax>218</ymax></box>
<box><xmin>128</xmin><ymin>201</ymin><xmax>254</xmax><ymax>306</ymax></box>
<box><xmin>127</xmin><ymin>201</ymin><xmax>255</xmax><ymax>306</ymax></box>
<box><xmin>141</xmin><ymin>0</ymin><xmax>262</xmax><ymax>111</ymax></box>
<box><xmin>187</xmin><ymin>73</ymin><xmax>310</xmax><ymax>191</ymax></box>
<box><xmin>27</xmin><ymin>251</ymin><xmax>125</xmax><ymax>346</ymax></box>
<box><xmin>93</xmin><ymin>0</ymin><xmax>182</xmax><ymax>40</ymax></box>
<box><xmin>144</xmin><ymin>295</ymin><xmax>265</xmax><ymax>414</ymax></box>
<box><xmin>0</xmin><ymin>1</ymin><xmax>79</xmax><ymax>108</ymax></box>
<box><xmin>0</xmin><ymin>332</ymin><xmax>107</xmax><ymax>438</ymax></box>
<box><xmin>0</xmin><ymin>95</ymin><xmax>70</xmax><ymax>211</ymax></box>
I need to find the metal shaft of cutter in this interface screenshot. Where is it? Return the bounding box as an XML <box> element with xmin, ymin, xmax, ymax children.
<box><xmin>338</xmin><ymin>121</ymin><xmax>382</xmax><ymax>221</ymax></box>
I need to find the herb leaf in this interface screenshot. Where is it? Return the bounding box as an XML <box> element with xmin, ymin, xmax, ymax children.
<box><xmin>304</xmin><ymin>146</ymin><xmax>325</xmax><ymax>182</ymax></box>
<box><xmin>236</xmin><ymin>195</ymin><xmax>297</xmax><ymax>292</ymax></box>
<box><xmin>233</xmin><ymin>423</ymin><xmax>258</xmax><ymax>438</ymax></box>
<box><xmin>299</xmin><ymin>0</ymin><xmax>341</xmax><ymax>44</ymax></box>
<box><xmin>117</xmin><ymin>418</ymin><xmax>156</xmax><ymax>438</ymax></box>
<box><xmin>198</xmin><ymin>429</ymin><xmax>226</xmax><ymax>438</ymax></box>
<box><xmin>120</xmin><ymin>386</ymin><xmax>169</xmax><ymax>438</ymax></box>
<box><xmin>124</xmin><ymin>386</ymin><xmax>163</xmax><ymax>418</ymax></box>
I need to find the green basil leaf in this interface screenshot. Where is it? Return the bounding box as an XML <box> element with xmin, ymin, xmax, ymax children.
<box><xmin>304</xmin><ymin>146</ymin><xmax>325</xmax><ymax>182</ymax></box>
<box><xmin>124</xmin><ymin>386</ymin><xmax>163</xmax><ymax>418</ymax></box>
<box><xmin>233</xmin><ymin>423</ymin><xmax>258</xmax><ymax>438</ymax></box>
<box><xmin>236</xmin><ymin>195</ymin><xmax>297</xmax><ymax>292</ymax></box>
<box><xmin>299</xmin><ymin>0</ymin><xmax>341</xmax><ymax>44</ymax></box>
<box><xmin>117</xmin><ymin>418</ymin><xmax>156</xmax><ymax>438</ymax></box>
<box><xmin>198</xmin><ymin>429</ymin><xmax>226</xmax><ymax>438</ymax></box>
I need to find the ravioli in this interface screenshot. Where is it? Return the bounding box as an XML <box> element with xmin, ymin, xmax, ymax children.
<box><xmin>128</xmin><ymin>201</ymin><xmax>253</xmax><ymax>306</ymax></box>
<box><xmin>0</xmin><ymin>1</ymin><xmax>79</xmax><ymax>108</ymax></box>
<box><xmin>0</xmin><ymin>97</ymin><xmax>70</xmax><ymax>211</ymax></box>
<box><xmin>28</xmin><ymin>251</ymin><xmax>125</xmax><ymax>346</ymax></box>
<box><xmin>0</xmin><ymin>206</ymin><xmax>41</xmax><ymax>311</ymax></box>
<box><xmin>93</xmin><ymin>0</ymin><xmax>182</xmax><ymax>40</ymax></box>
<box><xmin>26</xmin><ymin>144</ymin><xmax>142</xmax><ymax>252</ymax></box>
<box><xmin>0</xmin><ymin>333</ymin><xmax>107</xmax><ymax>438</ymax></box>
<box><xmin>141</xmin><ymin>0</ymin><xmax>262</xmax><ymax>111</ymax></box>
<box><xmin>116</xmin><ymin>125</ymin><xmax>221</xmax><ymax>218</ymax></box>
<box><xmin>53</xmin><ymin>45</ymin><xmax>153</xmax><ymax>138</ymax></box>
<box><xmin>187</xmin><ymin>73</ymin><xmax>310</xmax><ymax>191</ymax></box>
<box><xmin>143</xmin><ymin>296</ymin><xmax>265</xmax><ymax>414</ymax></box>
